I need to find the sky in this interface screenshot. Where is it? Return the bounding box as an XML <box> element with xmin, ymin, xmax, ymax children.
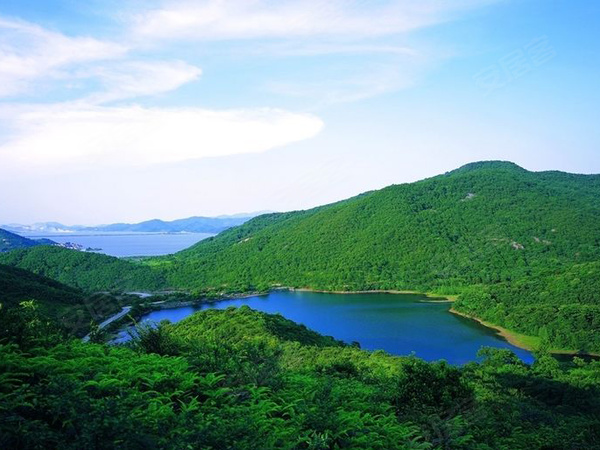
<box><xmin>0</xmin><ymin>0</ymin><xmax>598</xmax><ymax>225</ymax></box>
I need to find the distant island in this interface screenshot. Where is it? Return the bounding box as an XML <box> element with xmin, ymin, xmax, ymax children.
<box><xmin>2</xmin><ymin>211</ymin><xmax>270</xmax><ymax>236</ymax></box>
<box><xmin>0</xmin><ymin>228</ymin><xmax>103</xmax><ymax>254</ymax></box>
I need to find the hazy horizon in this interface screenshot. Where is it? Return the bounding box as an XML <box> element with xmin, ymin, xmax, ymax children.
<box><xmin>3</xmin><ymin>160</ymin><xmax>598</xmax><ymax>226</ymax></box>
<box><xmin>2</xmin><ymin>210</ymin><xmax>273</xmax><ymax>228</ymax></box>
<box><xmin>1</xmin><ymin>1</ymin><xmax>599</xmax><ymax>224</ymax></box>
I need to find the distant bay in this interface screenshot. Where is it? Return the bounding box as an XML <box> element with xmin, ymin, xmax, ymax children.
<box><xmin>23</xmin><ymin>232</ymin><xmax>214</xmax><ymax>257</ymax></box>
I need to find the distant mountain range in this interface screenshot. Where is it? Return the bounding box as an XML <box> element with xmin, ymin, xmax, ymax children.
<box><xmin>2</xmin><ymin>212</ymin><xmax>270</xmax><ymax>235</ymax></box>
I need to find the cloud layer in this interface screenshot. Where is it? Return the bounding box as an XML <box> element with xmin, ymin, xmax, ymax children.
<box><xmin>0</xmin><ymin>0</ymin><xmax>503</xmax><ymax>224</ymax></box>
<box><xmin>0</xmin><ymin>0</ymin><xmax>496</xmax><ymax>174</ymax></box>
<box><xmin>84</xmin><ymin>60</ymin><xmax>202</xmax><ymax>103</ymax></box>
<box><xmin>131</xmin><ymin>0</ymin><xmax>493</xmax><ymax>41</ymax></box>
<box><xmin>0</xmin><ymin>10</ymin><xmax>326</xmax><ymax>171</ymax></box>
<box><xmin>0</xmin><ymin>104</ymin><xmax>323</xmax><ymax>169</ymax></box>
<box><xmin>0</xmin><ymin>17</ymin><xmax>127</xmax><ymax>97</ymax></box>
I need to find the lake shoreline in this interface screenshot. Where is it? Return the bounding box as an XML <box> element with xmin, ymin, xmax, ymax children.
<box><xmin>129</xmin><ymin>288</ymin><xmax>535</xmax><ymax>353</ymax></box>
<box><xmin>112</xmin><ymin>287</ymin><xmax>597</xmax><ymax>360</ymax></box>
<box><xmin>288</xmin><ymin>287</ymin><xmax>457</xmax><ymax>302</ymax></box>
<box><xmin>102</xmin><ymin>290</ymin><xmax>270</xmax><ymax>339</ymax></box>
<box><xmin>113</xmin><ymin>288</ymin><xmax>536</xmax><ymax>364</ymax></box>
<box><xmin>449</xmin><ymin>307</ymin><xmax>538</xmax><ymax>351</ymax></box>
<box><xmin>449</xmin><ymin>307</ymin><xmax>600</xmax><ymax>358</ymax></box>
<box><xmin>288</xmin><ymin>288</ymin><xmax>598</xmax><ymax>358</ymax></box>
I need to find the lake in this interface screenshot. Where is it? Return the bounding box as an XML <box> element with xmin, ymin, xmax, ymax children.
<box><xmin>116</xmin><ymin>290</ymin><xmax>535</xmax><ymax>364</ymax></box>
<box><xmin>27</xmin><ymin>232</ymin><xmax>214</xmax><ymax>257</ymax></box>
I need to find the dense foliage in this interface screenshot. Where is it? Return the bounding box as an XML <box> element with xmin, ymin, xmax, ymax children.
<box><xmin>151</xmin><ymin>162</ymin><xmax>600</xmax><ymax>352</ymax></box>
<box><xmin>160</xmin><ymin>162</ymin><xmax>600</xmax><ymax>292</ymax></box>
<box><xmin>0</xmin><ymin>246</ymin><xmax>167</xmax><ymax>292</ymax></box>
<box><xmin>0</xmin><ymin>263</ymin><xmax>84</xmax><ymax>307</ymax></box>
<box><xmin>1</xmin><ymin>304</ymin><xmax>599</xmax><ymax>449</ymax></box>
<box><xmin>0</xmin><ymin>264</ymin><xmax>123</xmax><ymax>336</ymax></box>
<box><xmin>455</xmin><ymin>261</ymin><xmax>600</xmax><ymax>352</ymax></box>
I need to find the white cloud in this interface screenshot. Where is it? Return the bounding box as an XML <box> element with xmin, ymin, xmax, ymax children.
<box><xmin>0</xmin><ymin>16</ymin><xmax>203</xmax><ymax>103</ymax></box>
<box><xmin>0</xmin><ymin>103</ymin><xmax>324</xmax><ymax>168</ymax></box>
<box><xmin>0</xmin><ymin>17</ymin><xmax>127</xmax><ymax>97</ymax></box>
<box><xmin>83</xmin><ymin>60</ymin><xmax>202</xmax><ymax>103</ymax></box>
<box><xmin>125</xmin><ymin>0</ymin><xmax>490</xmax><ymax>105</ymax></box>
<box><xmin>131</xmin><ymin>0</ymin><xmax>496</xmax><ymax>42</ymax></box>
<box><xmin>0</xmin><ymin>14</ymin><xmax>324</xmax><ymax>173</ymax></box>
<box><xmin>249</xmin><ymin>42</ymin><xmax>417</xmax><ymax>57</ymax></box>
<box><xmin>266</xmin><ymin>57</ymin><xmax>429</xmax><ymax>106</ymax></box>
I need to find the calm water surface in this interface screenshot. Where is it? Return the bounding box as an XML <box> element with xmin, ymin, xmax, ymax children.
<box><xmin>117</xmin><ymin>291</ymin><xmax>535</xmax><ymax>364</ymax></box>
<box><xmin>28</xmin><ymin>233</ymin><xmax>213</xmax><ymax>257</ymax></box>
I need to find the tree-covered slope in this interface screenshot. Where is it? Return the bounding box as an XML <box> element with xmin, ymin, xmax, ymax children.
<box><xmin>2</xmin><ymin>304</ymin><xmax>599</xmax><ymax>449</ymax></box>
<box><xmin>0</xmin><ymin>264</ymin><xmax>121</xmax><ymax>336</ymax></box>
<box><xmin>455</xmin><ymin>261</ymin><xmax>600</xmax><ymax>352</ymax></box>
<box><xmin>0</xmin><ymin>228</ymin><xmax>41</xmax><ymax>252</ymax></box>
<box><xmin>0</xmin><ymin>246</ymin><xmax>167</xmax><ymax>292</ymax></box>
<box><xmin>172</xmin><ymin>305</ymin><xmax>344</xmax><ymax>349</ymax></box>
<box><xmin>0</xmin><ymin>263</ymin><xmax>84</xmax><ymax>307</ymax></box>
<box><xmin>159</xmin><ymin>161</ymin><xmax>600</xmax><ymax>292</ymax></box>
<box><xmin>2</xmin><ymin>161</ymin><xmax>599</xmax><ymax>351</ymax></box>
<box><xmin>152</xmin><ymin>161</ymin><xmax>600</xmax><ymax>352</ymax></box>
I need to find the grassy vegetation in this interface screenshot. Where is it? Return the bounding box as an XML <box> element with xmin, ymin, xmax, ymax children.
<box><xmin>1</xmin><ymin>303</ymin><xmax>599</xmax><ymax>449</ymax></box>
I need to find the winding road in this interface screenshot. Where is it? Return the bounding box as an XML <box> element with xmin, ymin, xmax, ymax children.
<box><xmin>82</xmin><ymin>306</ymin><xmax>132</xmax><ymax>342</ymax></box>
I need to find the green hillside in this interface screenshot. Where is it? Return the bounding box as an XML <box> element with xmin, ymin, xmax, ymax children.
<box><xmin>0</xmin><ymin>264</ymin><xmax>121</xmax><ymax>336</ymax></box>
<box><xmin>0</xmin><ymin>228</ymin><xmax>41</xmax><ymax>252</ymax></box>
<box><xmin>155</xmin><ymin>161</ymin><xmax>600</xmax><ymax>351</ymax></box>
<box><xmin>0</xmin><ymin>246</ymin><xmax>167</xmax><ymax>292</ymax></box>
<box><xmin>0</xmin><ymin>263</ymin><xmax>84</xmax><ymax>306</ymax></box>
<box><xmin>162</xmin><ymin>161</ymin><xmax>600</xmax><ymax>291</ymax></box>
<box><xmin>2</xmin><ymin>305</ymin><xmax>599</xmax><ymax>448</ymax></box>
<box><xmin>455</xmin><ymin>261</ymin><xmax>600</xmax><ymax>352</ymax></box>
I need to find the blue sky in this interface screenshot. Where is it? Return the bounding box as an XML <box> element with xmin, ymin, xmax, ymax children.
<box><xmin>0</xmin><ymin>0</ymin><xmax>598</xmax><ymax>224</ymax></box>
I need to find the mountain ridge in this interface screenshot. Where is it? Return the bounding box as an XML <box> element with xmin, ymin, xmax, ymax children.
<box><xmin>152</xmin><ymin>160</ymin><xmax>600</xmax><ymax>352</ymax></box>
<box><xmin>2</xmin><ymin>212</ymin><xmax>267</xmax><ymax>235</ymax></box>
<box><xmin>0</xmin><ymin>228</ymin><xmax>47</xmax><ymax>252</ymax></box>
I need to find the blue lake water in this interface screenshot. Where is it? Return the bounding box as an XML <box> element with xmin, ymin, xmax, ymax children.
<box><xmin>116</xmin><ymin>291</ymin><xmax>535</xmax><ymax>365</ymax></box>
<box><xmin>28</xmin><ymin>232</ymin><xmax>213</xmax><ymax>257</ymax></box>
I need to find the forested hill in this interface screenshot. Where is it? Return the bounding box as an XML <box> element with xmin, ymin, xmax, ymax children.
<box><xmin>0</xmin><ymin>264</ymin><xmax>123</xmax><ymax>336</ymax></box>
<box><xmin>0</xmin><ymin>263</ymin><xmax>84</xmax><ymax>307</ymax></box>
<box><xmin>161</xmin><ymin>161</ymin><xmax>600</xmax><ymax>292</ymax></box>
<box><xmin>155</xmin><ymin>161</ymin><xmax>600</xmax><ymax>353</ymax></box>
<box><xmin>0</xmin><ymin>228</ymin><xmax>41</xmax><ymax>252</ymax></box>
<box><xmin>0</xmin><ymin>246</ymin><xmax>167</xmax><ymax>292</ymax></box>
